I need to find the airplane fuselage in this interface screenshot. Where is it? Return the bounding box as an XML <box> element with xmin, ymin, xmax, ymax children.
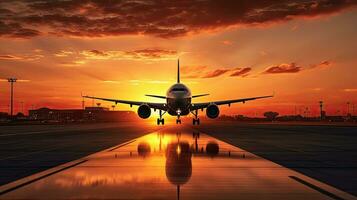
<box><xmin>166</xmin><ymin>83</ymin><xmax>192</xmax><ymax>116</ymax></box>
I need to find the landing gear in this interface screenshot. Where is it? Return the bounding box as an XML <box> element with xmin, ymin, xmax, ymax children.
<box><xmin>157</xmin><ymin>110</ymin><xmax>166</xmax><ymax>125</ymax></box>
<box><xmin>176</xmin><ymin>119</ymin><xmax>182</xmax><ymax>124</ymax></box>
<box><xmin>191</xmin><ymin>109</ymin><xmax>200</xmax><ymax>125</ymax></box>
<box><xmin>157</xmin><ymin>118</ymin><xmax>164</xmax><ymax>125</ymax></box>
<box><xmin>176</xmin><ymin>115</ymin><xmax>182</xmax><ymax>124</ymax></box>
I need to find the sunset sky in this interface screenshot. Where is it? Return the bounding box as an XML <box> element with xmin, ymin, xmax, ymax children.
<box><xmin>0</xmin><ymin>0</ymin><xmax>356</xmax><ymax>117</ymax></box>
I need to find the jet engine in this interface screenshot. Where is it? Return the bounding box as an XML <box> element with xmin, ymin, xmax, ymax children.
<box><xmin>206</xmin><ymin>104</ymin><xmax>219</xmax><ymax>119</ymax></box>
<box><xmin>138</xmin><ymin>104</ymin><xmax>151</xmax><ymax>119</ymax></box>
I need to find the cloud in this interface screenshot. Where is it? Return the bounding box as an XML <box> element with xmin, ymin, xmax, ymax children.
<box><xmin>262</xmin><ymin>60</ymin><xmax>333</xmax><ymax>75</ymax></box>
<box><xmin>182</xmin><ymin>65</ymin><xmax>251</xmax><ymax>78</ymax></box>
<box><xmin>54</xmin><ymin>48</ymin><xmax>179</xmax><ymax>61</ymax></box>
<box><xmin>81</xmin><ymin>49</ymin><xmax>179</xmax><ymax>61</ymax></box>
<box><xmin>263</xmin><ymin>63</ymin><xmax>301</xmax><ymax>74</ymax></box>
<box><xmin>0</xmin><ymin>21</ymin><xmax>40</xmax><ymax>38</ymax></box>
<box><xmin>54</xmin><ymin>50</ymin><xmax>75</xmax><ymax>57</ymax></box>
<box><xmin>310</xmin><ymin>60</ymin><xmax>332</xmax><ymax>69</ymax></box>
<box><xmin>343</xmin><ymin>88</ymin><xmax>357</xmax><ymax>92</ymax></box>
<box><xmin>0</xmin><ymin>53</ymin><xmax>43</xmax><ymax>61</ymax></box>
<box><xmin>102</xmin><ymin>80</ymin><xmax>121</xmax><ymax>84</ymax></box>
<box><xmin>202</xmin><ymin>69</ymin><xmax>230</xmax><ymax>78</ymax></box>
<box><xmin>0</xmin><ymin>0</ymin><xmax>355</xmax><ymax>38</ymax></box>
<box><xmin>222</xmin><ymin>40</ymin><xmax>233</xmax><ymax>45</ymax></box>
<box><xmin>59</xmin><ymin>60</ymin><xmax>87</xmax><ymax>67</ymax></box>
<box><xmin>181</xmin><ymin>65</ymin><xmax>208</xmax><ymax>78</ymax></box>
<box><xmin>230</xmin><ymin>67</ymin><xmax>251</xmax><ymax>77</ymax></box>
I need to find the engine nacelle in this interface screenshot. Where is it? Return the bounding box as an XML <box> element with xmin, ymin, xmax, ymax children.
<box><xmin>138</xmin><ymin>104</ymin><xmax>151</xmax><ymax>119</ymax></box>
<box><xmin>206</xmin><ymin>104</ymin><xmax>219</xmax><ymax>119</ymax></box>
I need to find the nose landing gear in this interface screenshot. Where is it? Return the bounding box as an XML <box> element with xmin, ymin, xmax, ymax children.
<box><xmin>176</xmin><ymin>115</ymin><xmax>182</xmax><ymax>124</ymax></box>
<box><xmin>191</xmin><ymin>109</ymin><xmax>200</xmax><ymax>125</ymax></box>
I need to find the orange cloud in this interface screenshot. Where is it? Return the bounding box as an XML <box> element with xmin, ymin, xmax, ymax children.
<box><xmin>202</xmin><ymin>69</ymin><xmax>230</xmax><ymax>78</ymax></box>
<box><xmin>0</xmin><ymin>53</ymin><xmax>43</xmax><ymax>61</ymax></box>
<box><xmin>310</xmin><ymin>60</ymin><xmax>333</xmax><ymax>69</ymax></box>
<box><xmin>183</xmin><ymin>66</ymin><xmax>251</xmax><ymax>78</ymax></box>
<box><xmin>230</xmin><ymin>67</ymin><xmax>251</xmax><ymax>77</ymax></box>
<box><xmin>263</xmin><ymin>63</ymin><xmax>301</xmax><ymax>74</ymax></box>
<box><xmin>343</xmin><ymin>88</ymin><xmax>357</xmax><ymax>92</ymax></box>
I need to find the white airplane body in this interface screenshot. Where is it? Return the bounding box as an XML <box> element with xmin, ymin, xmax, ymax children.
<box><xmin>83</xmin><ymin>60</ymin><xmax>273</xmax><ymax>125</ymax></box>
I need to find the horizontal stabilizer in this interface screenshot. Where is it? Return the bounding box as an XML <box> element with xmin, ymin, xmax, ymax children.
<box><xmin>192</xmin><ymin>94</ymin><xmax>209</xmax><ymax>98</ymax></box>
<box><xmin>145</xmin><ymin>94</ymin><xmax>166</xmax><ymax>99</ymax></box>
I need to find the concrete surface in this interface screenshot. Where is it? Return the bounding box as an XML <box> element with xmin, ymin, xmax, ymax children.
<box><xmin>192</xmin><ymin>122</ymin><xmax>357</xmax><ymax>196</ymax></box>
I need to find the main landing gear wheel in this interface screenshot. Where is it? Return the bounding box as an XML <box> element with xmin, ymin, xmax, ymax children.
<box><xmin>176</xmin><ymin>119</ymin><xmax>182</xmax><ymax>124</ymax></box>
<box><xmin>157</xmin><ymin>118</ymin><xmax>164</xmax><ymax>125</ymax></box>
<box><xmin>193</xmin><ymin>118</ymin><xmax>200</xmax><ymax>125</ymax></box>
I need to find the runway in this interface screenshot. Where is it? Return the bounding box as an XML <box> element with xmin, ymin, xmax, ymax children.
<box><xmin>0</xmin><ymin>122</ymin><xmax>159</xmax><ymax>186</ymax></box>
<box><xmin>1</xmin><ymin>126</ymin><xmax>355</xmax><ymax>200</ymax></box>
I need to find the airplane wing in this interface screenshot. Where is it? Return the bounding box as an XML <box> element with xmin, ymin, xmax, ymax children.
<box><xmin>191</xmin><ymin>95</ymin><xmax>273</xmax><ymax>110</ymax></box>
<box><xmin>83</xmin><ymin>95</ymin><xmax>167</xmax><ymax>110</ymax></box>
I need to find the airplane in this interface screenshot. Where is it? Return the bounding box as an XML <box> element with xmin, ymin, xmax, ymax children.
<box><xmin>83</xmin><ymin>60</ymin><xmax>273</xmax><ymax>125</ymax></box>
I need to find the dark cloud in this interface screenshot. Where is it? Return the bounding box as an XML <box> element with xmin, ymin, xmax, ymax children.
<box><xmin>0</xmin><ymin>0</ymin><xmax>355</xmax><ymax>38</ymax></box>
<box><xmin>230</xmin><ymin>67</ymin><xmax>251</xmax><ymax>77</ymax></box>
<box><xmin>0</xmin><ymin>21</ymin><xmax>40</xmax><ymax>38</ymax></box>
<box><xmin>80</xmin><ymin>48</ymin><xmax>179</xmax><ymax>60</ymax></box>
<box><xmin>263</xmin><ymin>63</ymin><xmax>301</xmax><ymax>74</ymax></box>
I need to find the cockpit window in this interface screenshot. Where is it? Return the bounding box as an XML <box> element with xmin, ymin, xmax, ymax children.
<box><xmin>172</xmin><ymin>88</ymin><xmax>187</xmax><ymax>91</ymax></box>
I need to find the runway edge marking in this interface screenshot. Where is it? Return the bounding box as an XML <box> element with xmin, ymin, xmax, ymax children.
<box><xmin>108</xmin><ymin>139</ymin><xmax>136</xmax><ymax>152</ymax></box>
<box><xmin>289</xmin><ymin>176</ymin><xmax>345</xmax><ymax>200</ymax></box>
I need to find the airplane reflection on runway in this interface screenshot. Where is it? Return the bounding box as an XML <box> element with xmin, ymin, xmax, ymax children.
<box><xmin>136</xmin><ymin>131</ymin><xmax>224</xmax><ymax>200</ymax></box>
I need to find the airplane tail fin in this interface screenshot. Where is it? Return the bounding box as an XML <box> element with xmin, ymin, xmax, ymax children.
<box><xmin>177</xmin><ymin>59</ymin><xmax>180</xmax><ymax>83</ymax></box>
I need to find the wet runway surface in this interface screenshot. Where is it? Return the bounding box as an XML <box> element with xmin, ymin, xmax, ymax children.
<box><xmin>1</xmin><ymin>126</ymin><xmax>355</xmax><ymax>200</ymax></box>
<box><xmin>0</xmin><ymin>123</ymin><xmax>159</xmax><ymax>186</ymax></box>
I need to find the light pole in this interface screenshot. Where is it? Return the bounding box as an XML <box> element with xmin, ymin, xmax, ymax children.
<box><xmin>7</xmin><ymin>78</ymin><xmax>17</xmax><ymax>117</ymax></box>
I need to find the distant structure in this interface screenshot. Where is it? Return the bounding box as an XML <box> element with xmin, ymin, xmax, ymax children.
<box><xmin>81</xmin><ymin>96</ymin><xmax>85</xmax><ymax>110</ymax></box>
<box><xmin>347</xmin><ymin>102</ymin><xmax>350</xmax><ymax>116</ymax></box>
<box><xmin>7</xmin><ymin>78</ymin><xmax>17</xmax><ymax>117</ymax></box>
<box><xmin>319</xmin><ymin>101</ymin><xmax>326</xmax><ymax>120</ymax></box>
<box><xmin>29</xmin><ymin>107</ymin><xmax>138</xmax><ymax>122</ymax></box>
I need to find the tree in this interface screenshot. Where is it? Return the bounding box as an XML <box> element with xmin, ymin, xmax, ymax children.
<box><xmin>264</xmin><ymin>111</ymin><xmax>279</xmax><ymax>121</ymax></box>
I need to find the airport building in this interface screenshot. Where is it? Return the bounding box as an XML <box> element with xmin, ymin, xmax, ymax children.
<box><xmin>29</xmin><ymin>107</ymin><xmax>138</xmax><ymax>122</ymax></box>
